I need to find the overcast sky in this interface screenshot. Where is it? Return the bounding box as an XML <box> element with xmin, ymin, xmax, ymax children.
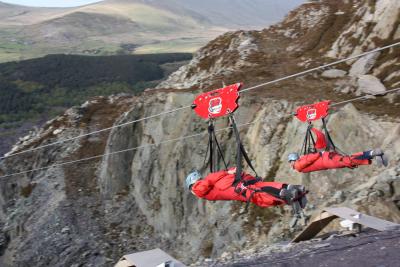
<box><xmin>1</xmin><ymin>0</ymin><xmax>103</xmax><ymax>7</ymax></box>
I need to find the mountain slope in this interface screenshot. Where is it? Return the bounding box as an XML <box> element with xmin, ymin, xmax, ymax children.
<box><xmin>0</xmin><ymin>2</ymin><xmax>70</xmax><ymax>26</ymax></box>
<box><xmin>0</xmin><ymin>0</ymin><xmax>304</xmax><ymax>62</ymax></box>
<box><xmin>110</xmin><ymin>0</ymin><xmax>305</xmax><ymax>28</ymax></box>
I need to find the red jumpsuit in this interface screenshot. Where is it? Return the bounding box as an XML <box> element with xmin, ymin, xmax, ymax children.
<box><xmin>294</xmin><ymin>151</ymin><xmax>371</xmax><ymax>173</ymax></box>
<box><xmin>191</xmin><ymin>170</ymin><xmax>286</xmax><ymax>208</ymax></box>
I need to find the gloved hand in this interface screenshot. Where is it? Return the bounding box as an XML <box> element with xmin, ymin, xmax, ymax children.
<box><xmin>227</xmin><ymin>167</ymin><xmax>237</xmax><ymax>174</ymax></box>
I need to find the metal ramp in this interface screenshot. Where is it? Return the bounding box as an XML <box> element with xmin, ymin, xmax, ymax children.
<box><xmin>292</xmin><ymin>207</ymin><xmax>400</xmax><ymax>243</ymax></box>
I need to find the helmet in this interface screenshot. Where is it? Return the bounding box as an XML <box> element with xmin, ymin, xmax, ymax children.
<box><xmin>288</xmin><ymin>153</ymin><xmax>299</xmax><ymax>162</ymax></box>
<box><xmin>185</xmin><ymin>170</ymin><xmax>202</xmax><ymax>189</ymax></box>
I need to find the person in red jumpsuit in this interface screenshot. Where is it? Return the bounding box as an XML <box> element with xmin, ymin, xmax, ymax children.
<box><xmin>288</xmin><ymin>128</ymin><xmax>389</xmax><ymax>173</ymax></box>
<box><xmin>185</xmin><ymin>167</ymin><xmax>307</xmax><ymax>209</ymax></box>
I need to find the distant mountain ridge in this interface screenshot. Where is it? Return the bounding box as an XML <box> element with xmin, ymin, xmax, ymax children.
<box><xmin>107</xmin><ymin>0</ymin><xmax>301</xmax><ymax>28</ymax></box>
<box><xmin>0</xmin><ymin>0</ymin><xmax>304</xmax><ymax>62</ymax></box>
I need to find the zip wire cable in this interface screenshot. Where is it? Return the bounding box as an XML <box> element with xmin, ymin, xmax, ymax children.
<box><xmin>2</xmin><ymin>87</ymin><xmax>399</xmax><ymax>179</ymax></box>
<box><xmin>1</xmin><ymin>41</ymin><xmax>400</xmax><ymax>160</ymax></box>
<box><xmin>288</xmin><ymin>87</ymin><xmax>400</xmax><ymax>115</ymax></box>
<box><xmin>0</xmin><ymin>120</ymin><xmax>258</xmax><ymax>179</ymax></box>
<box><xmin>331</xmin><ymin>87</ymin><xmax>400</xmax><ymax>107</ymax></box>
<box><xmin>0</xmin><ymin>105</ymin><xmax>191</xmax><ymax>160</ymax></box>
<box><xmin>240</xmin><ymin>41</ymin><xmax>400</xmax><ymax>93</ymax></box>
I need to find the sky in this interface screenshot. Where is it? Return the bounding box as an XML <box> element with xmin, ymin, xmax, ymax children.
<box><xmin>0</xmin><ymin>0</ymin><xmax>103</xmax><ymax>7</ymax></box>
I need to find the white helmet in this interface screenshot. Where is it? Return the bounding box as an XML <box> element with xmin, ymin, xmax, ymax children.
<box><xmin>185</xmin><ymin>170</ymin><xmax>201</xmax><ymax>189</ymax></box>
<box><xmin>288</xmin><ymin>153</ymin><xmax>299</xmax><ymax>162</ymax></box>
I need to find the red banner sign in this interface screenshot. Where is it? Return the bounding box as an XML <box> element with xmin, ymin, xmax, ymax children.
<box><xmin>192</xmin><ymin>83</ymin><xmax>242</xmax><ymax>119</ymax></box>
<box><xmin>295</xmin><ymin>100</ymin><xmax>331</xmax><ymax>122</ymax></box>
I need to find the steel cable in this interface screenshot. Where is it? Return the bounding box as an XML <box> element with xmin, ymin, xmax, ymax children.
<box><xmin>2</xmin><ymin>41</ymin><xmax>399</xmax><ymax>160</ymax></box>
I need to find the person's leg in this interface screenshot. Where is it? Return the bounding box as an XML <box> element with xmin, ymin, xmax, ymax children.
<box><xmin>353</xmin><ymin>151</ymin><xmax>373</xmax><ymax>160</ymax></box>
<box><xmin>246</xmin><ymin>182</ymin><xmax>287</xmax><ymax>207</ymax></box>
<box><xmin>247</xmin><ymin>190</ymin><xmax>285</xmax><ymax>207</ymax></box>
<box><xmin>351</xmin><ymin>149</ymin><xmax>388</xmax><ymax>166</ymax></box>
<box><xmin>254</xmin><ymin>181</ymin><xmax>286</xmax><ymax>190</ymax></box>
<box><xmin>341</xmin><ymin>151</ymin><xmax>371</xmax><ymax>166</ymax></box>
<box><xmin>253</xmin><ymin>181</ymin><xmax>286</xmax><ymax>199</ymax></box>
<box><xmin>369</xmin><ymin>149</ymin><xmax>389</xmax><ymax>166</ymax></box>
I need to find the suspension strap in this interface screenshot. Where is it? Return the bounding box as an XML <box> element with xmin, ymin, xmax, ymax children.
<box><xmin>203</xmin><ymin>135</ymin><xmax>210</xmax><ymax>168</ymax></box>
<box><xmin>244</xmin><ymin>189</ymin><xmax>259</xmax><ymax>213</ymax></box>
<box><xmin>308</xmin><ymin>127</ymin><xmax>316</xmax><ymax>153</ymax></box>
<box><xmin>301</xmin><ymin>125</ymin><xmax>309</xmax><ymax>155</ymax></box>
<box><xmin>301</xmin><ymin>123</ymin><xmax>316</xmax><ymax>155</ymax></box>
<box><xmin>212</xmin><ymin>127</ymin><xmax>228</xmax><ymax>171</ymax></box>
<box><xmin>208</xmin><ymin>121</ymin><xmax>215</xmax><ymax>172</ymax></box>
<box><xmin>240</xmin><ymin>141</ymin><xmax>258</xmax><ymax>176</ymax></box>
<box><xmin>229</xmin><ymin>115</ymin><xmax>259</xmax><ymax>186</ymax></box>
<box><xmin>230</xmin><ymin>116</ymin><xmax>243</xmax><ymax>186</ymax></box>
<box><xmin>322</xmin><ymin>118</ymin><xmax>336</xmax><ymax>151</ymax></box>
<box><xmin>204</xmin><ymin>120</ymin><xmax>228</xmax><ymax>172</ymax></box>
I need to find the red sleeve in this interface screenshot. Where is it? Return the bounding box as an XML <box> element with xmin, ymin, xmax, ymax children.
<box><xmin>191</xmin><ymin>171</ymin><xmax>228</xmax><ymax>198</ymax></box>
<box><xmin>191</xmin><ymin>179</ymin><xmax>212</xmax><ymax>198</ymax></box>
<box><xmin>311</xmin><ymin>128</ymin><xmax>327</xmax><ymax>149</ymax></box>
<box><xmin>294</xmin><ymin>153</ymin><xmax>321</xmax><ymax>172</ymax></box>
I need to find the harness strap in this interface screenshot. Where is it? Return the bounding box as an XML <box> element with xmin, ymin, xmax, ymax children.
<box><xmin>244</xmin><ymin>189</ymin><xmax>260</xmax><ymax>213</ymax></box>
<box><xmin>301</xmin><ymin>123</ymin><xmax>316</xmax><ymax>155</ymax></box>
<box><xmin>322</xmin><ymin>117</ymin><xmax>336</xmax><ymax>152</ymax></box>
<box><xmin>301</xmin><ymin>125</ymin><xmax>309</xmax><ymax>155</ymax></box>
<box><xmin>212</xmin><ymin>126</ymin><xmax>228</xmax><ymax>170</ymax></box>
<box><xmin>240</xmin><ymin>142</ymin><xmax>258</xmax><ymax>176</ymax></box>
<box><xmin>207</xmin><ymin>122</ymin><xmax>214</xmax><ymax>172</ymax></box>
<box><xmin>243</xmin><ymin>177</ymin><xmax>262</xmax><ymax>186</ymax></box>
<box><xmin>230</xmin><ymin>115</ymin><xmax>259</xmax><ymax>186</ymax></box>
<box><xmin>230</xmin><ymin>116</ymin><xmax>243</xmax><ymax>186</ymax></box>
<box><xmin>205</xmin><ymin>120</ymin><xmax>228</xmax><ymax>172</ymax></box>
<box><xmin>241</xmin><ymin>185</ymin><xmax>283</xmax><ymax>213</ymax></box>
<box><xmin>308</xmin><ymin>129</ymin><xmax>316</xmax><ymax>153</ymax></box>
<box><xmin>203</xmin><ymin>135</ymin><xmax>210</xmax><ymax>167</ymax></box>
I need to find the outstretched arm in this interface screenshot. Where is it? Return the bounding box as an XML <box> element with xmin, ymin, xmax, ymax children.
<box><xmin>294</xmin><ymin>153</ymin><xmax>321</xmax><ymax>172</ymax></box>
<box><xmin>191</xmin><ymin>170</ymin><xmax>228</xmax><ymax>198</ymax></box>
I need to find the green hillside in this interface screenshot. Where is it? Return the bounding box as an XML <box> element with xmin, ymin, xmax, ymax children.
<box><xmin>0</xmin><ymin>53</ymin><xmax>191</xmax><ymax>154</ymax></box>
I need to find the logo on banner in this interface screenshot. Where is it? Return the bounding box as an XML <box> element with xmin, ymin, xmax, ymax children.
<box><xmin>208</xmin><ymin>97</ymin><xmax>222</xmax><ymax>114</ymax></box>
<box><xmin>306</xmin><ymin>108</ymin><xmax>317</xmax><ymax>120</ymax></box>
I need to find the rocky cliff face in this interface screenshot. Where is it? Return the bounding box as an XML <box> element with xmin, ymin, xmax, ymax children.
<box><xmin>0</xmin><ymin>0</ymin><xmax>399</xmax><ymax>266</ymax></box>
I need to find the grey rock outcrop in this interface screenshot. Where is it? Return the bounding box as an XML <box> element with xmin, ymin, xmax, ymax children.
<box><xmin>326</xmin><ymin>0</ymin><xmax>400</xmax><ymax>58</ymax></box>
<box><xmin>349</xmin><ymin>52</ymin><xmax>380</xmax><ymax>76</ymax></box>
<box><xmin>156</xmin><ymin>31</ymin><xmax>259</xmax><ymax>90</ymax></box>
<box><xmin>321</xmin><ymin>69</ymin><xmax>347</xmax><ymax>79</ymax></box>
<box><xmin>325</xmin><ymin>0</ymin><xmax>400</xmax><ymax>88</ymax></box>
<box><xmin>357</xmin><ymin>75</ymin><xmax>387</xmax><ymax>95</ymax></box>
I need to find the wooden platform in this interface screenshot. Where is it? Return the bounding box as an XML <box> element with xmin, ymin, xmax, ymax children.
<box><xmin>292</xmin><ymin>207</ymin><xmax>400</xmax><ymax>243</ymax></box>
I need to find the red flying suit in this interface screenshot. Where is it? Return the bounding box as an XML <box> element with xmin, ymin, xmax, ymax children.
<box><xmin>191</xmin><ymin>169</ymin><xmax>286</xmax><ymax>208</ymax></box>
<box><xmin>293</xmin><ymin>128</ymin><xmax>371</xmax><ymax>173</ymax></box>
<box><xmin>294</xmin><ymin>151</ymin><xmax>371</xmax><ymax>173</ymax></box>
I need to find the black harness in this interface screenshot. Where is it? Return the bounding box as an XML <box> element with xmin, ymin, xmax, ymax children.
<box><xmin>204</xmin><ymin>120</ymin><xmax>228</xmax><ymax>173</ymax></box>
<box><xmin>203</xmin><ymin>114</ymin><xmax>264</xmax><ymax>211</ymax></box>
<box><xmin>300</xmin><ymin>117</ymin><xmax>338</xmax><ymax>156</ymax></box>
<box><xmin>229</xmin><ymin>115</ymin><xmax>260</xmax><ymax>188</ymax></box>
